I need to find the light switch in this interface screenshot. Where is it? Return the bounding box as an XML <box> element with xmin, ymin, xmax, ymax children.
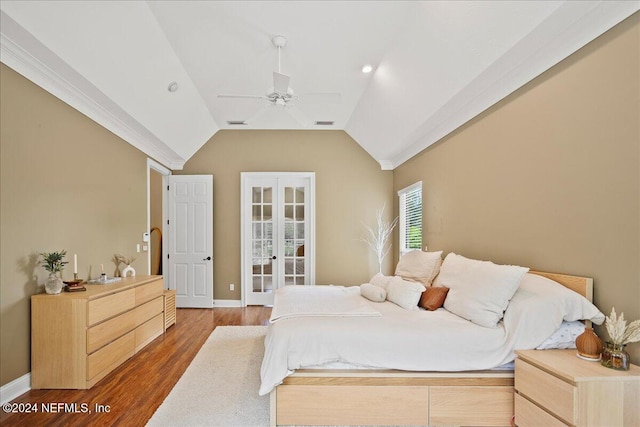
<box><xmin>142</xmin><ymin>232</ymin><xmax>150</xmax><ymax>242</ymax></box>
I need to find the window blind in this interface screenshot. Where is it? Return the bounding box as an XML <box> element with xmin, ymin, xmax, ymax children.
<box><xmin>398</xmin><ymin>182</ymin><xmax>422</xmax><ymax>254</ymax></box>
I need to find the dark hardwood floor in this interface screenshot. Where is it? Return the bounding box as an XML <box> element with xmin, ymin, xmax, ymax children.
<box><xmin>0</xmin><ymin>307</ymin><xmax>272</xmax><ymax>427</ymax></box>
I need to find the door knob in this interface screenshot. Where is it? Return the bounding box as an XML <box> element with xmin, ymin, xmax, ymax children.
<box><xmin>203</xmin><ymin>256</ymin><xmax>212</xmax><ymax>261</ymax></box>
<box><xmin>272</xmin><ymin>256</ymin><xmax>277</xmax><ymax>260</ymax></box>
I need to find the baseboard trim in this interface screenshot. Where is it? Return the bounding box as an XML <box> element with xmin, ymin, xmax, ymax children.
<box><xmin>0</xmin><ymin>373</ymin><xmax>30</xmax><ymax>405</ymax></box>
<box><xmin>212</xmin><ymin>299</ymin><xmax>242</xmax><ymax>308</ymax></box>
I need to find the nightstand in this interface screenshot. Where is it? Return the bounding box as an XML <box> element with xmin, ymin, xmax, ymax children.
<box><xmin>514</xmin><ymin>349</ymin><xmax>639</xmax><ymax>426</ymax></box>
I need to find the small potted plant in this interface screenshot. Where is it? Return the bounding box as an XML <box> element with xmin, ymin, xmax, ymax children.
<box><xmin>40</xmin><ymin>250</ymin><xmax>68</xmax><ymax>294</ymax></box>
<box><xmin>601</xmin><ymin>307</ymin><xmax>640</xmax><ymax>370</ymax></box>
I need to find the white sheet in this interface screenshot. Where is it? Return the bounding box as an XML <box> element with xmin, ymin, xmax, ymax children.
<box><xmin>269</xmin><ymin>285</ymin><xmax>380</xmax><ymax>323</ymax></box>
<box><xmin>260</xmin><ymin>288</ymin><xmax>514</xmax><ymax>395</ymax></box>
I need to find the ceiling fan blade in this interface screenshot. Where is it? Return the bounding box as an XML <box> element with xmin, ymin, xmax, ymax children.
<box><xmin>218</xmin><ymin>94</ymin><xmax>267</xmax><ymax>100</ymax></box>
<box><xmin>273</xmin><ymin>71</ymin><xmax>290</xmax><ymax>94</ymax></box>
<box><xmin>244</xmin><ymin>106</ymin><xmax>271</xmax><ymax>124</ymax></box>
<box><xmin>299</xmin><ymin>93</ymin><xmax>341</xmax><ymax>104</ymax></box>
<box><xmin>286</xmin><ymin>105</ymin><xmax>312</xmax><ymax>128</ymax></box>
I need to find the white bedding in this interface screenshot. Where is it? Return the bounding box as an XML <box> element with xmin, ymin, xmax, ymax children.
<box><xmin>260</xmin><ymin>288</ymin><xmax>514</xmax><ymax>395</ymax></box>
<box><xmin>269</xmin><ymin>285</ymin><xmax>380</xmax><ymax>322</ymax></box>
<box><xmin>259</xmin><ymin>276</ymin><xmax>604</xmax><ymax>396</ymax></box>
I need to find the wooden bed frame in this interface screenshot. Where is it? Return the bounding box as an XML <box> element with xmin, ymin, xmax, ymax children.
<box><xmin>269</xmin><ymin>271</ymin><xmax>593</xmax><ymax>427</ymax></box>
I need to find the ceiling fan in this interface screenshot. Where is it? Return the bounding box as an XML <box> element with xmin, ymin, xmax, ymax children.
<box><xmin>217</xmin><ymin>35</ymin><xmax>339</xmax><ymax>126</ymax></box>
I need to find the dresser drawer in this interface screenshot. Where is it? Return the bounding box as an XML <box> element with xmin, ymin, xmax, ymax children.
<box><xmin>87</xmin><ymin>331</ymin><xmax>135</xmax><ymax>382</ymax></box>
<box><xmin>515</xmin><ymin>393</ymin><xmax>568</xmax><ymax>427</ymax></box>
<box><xmin>135</xmin><ymin>314</ymin><xmax>164</xmax><ymax>352</ymax></box>
<box><xmin>86</xmin><ymin>296</ymin><xmax>163</xmax><ymax>354</ymax></box>
<box><xmin>135</xmin><ymin>279</ymin><xmax>163</xmax><ymax>305</ymax></box>
<box><xmin>134</xmin><ymin>296</ymin><xmax>163</xmax><ymax>326</ymax></box>
<box><xmin>515</xmin><ymin>358</ymin><xmax>575</xmax><ymax>424</ymax></box>
<box><xmin>87</xmin><ymin>308</ymin><xmax>136</xmax><ymax>354</ymax></box>
<box><xmin>87</xmin><ymin>289</ymin><xmax>135</xmax><ymax>326</ymax></box>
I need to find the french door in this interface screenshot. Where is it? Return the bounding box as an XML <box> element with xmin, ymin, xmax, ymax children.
<box><xmin>241</xmin><ymin>172</ymin><xmax>315</xmax><ymax>306</ymax></box>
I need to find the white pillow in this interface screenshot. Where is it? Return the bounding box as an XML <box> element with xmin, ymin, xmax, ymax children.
<box><xmin>386</xmin><ymin>276</ymin><xmax>425</xmax><ymax>310</ymax></box>
<box><xmin>360</xmin><ymin>283</ymin><xmax>387</xmax><ymax>302</ymax></box>
<box><xmin>504</xmin><ymin>273</ymin><xmax>605</xmax><ymax>350</ymax></box>
<box><xmin>536</xmin><ymin>321</ymin><xmax>585</xmax><ymax>350</ymax></box>
<box><xmin>370</xmin><ymin>273</ymin><xmax>392</xmax><ymax>291</ymax></box>
<box><xmin>440</xmin><ymin>253</ymin><xmax>529</xmax><ymax>328</ymax></box>
<box><xmin>395</xmin><ymin>250</ymin><xmax>443</xmax><ymax>286</ymax></box>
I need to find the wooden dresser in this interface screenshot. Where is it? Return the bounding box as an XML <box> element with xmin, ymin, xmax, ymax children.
<box><xmin>515</xmin><ymin>349</ymin><xmax>640</xmax><ymax>427</ymax></box>
<box><xmin>31</xmin><ymin>275</ymin><xmax>165</xmax><ymax>389</ymax></box>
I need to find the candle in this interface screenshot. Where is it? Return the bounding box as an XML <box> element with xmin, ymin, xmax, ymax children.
<box><xmin>74</xmin><ymin>254</ymin><xmax>78</xmax><ymax>274</ymax></box>
<box><xmin>101</xmin><ymin>264</ymin><xmax>104</xmax><ymax>274</ymax></box>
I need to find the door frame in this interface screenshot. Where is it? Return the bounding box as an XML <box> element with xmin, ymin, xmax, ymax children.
<box><xmin>240</xmin><ymin>172</ymin><xmax>316</xmax><ymax>307</ymax></box>
<box><xmin>147</xmin><ymin>158</ymin><xmax>170</xmax><ymax>283</ymax></box>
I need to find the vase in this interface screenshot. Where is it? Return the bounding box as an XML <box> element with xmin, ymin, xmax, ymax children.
<box><xmin>121</xmin><ymin>264</ymin><xmax>136</xmax><ymax>277</ymax></box>
<box><xmin>575</xmin><ymin>327</ymin><xmax>603</xmax><ymax>359</ymax></box>
<box><xmin>44</xmin><ymin>272</ymin><xmax>63</xmax><ymax>295</ymax></box>
<box><xmin>601</xmin><ymin>342</ymin><xmax>630</xmax><ymax>371</ymax></box>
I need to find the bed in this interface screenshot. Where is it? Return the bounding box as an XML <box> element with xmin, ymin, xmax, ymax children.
<box><xmin>262</xmin><ymin>253</ymin><xmax>604</xmax><ymax>427</ymax></box>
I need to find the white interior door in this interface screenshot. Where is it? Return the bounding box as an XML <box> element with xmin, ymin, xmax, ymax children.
<box><xmin>242</xmin><ymin>172</ymin><xmax>315</xmax><ymax>306</ymax></box>
<box><xmin>168</xmin><ymin>175</ymin><xmax>214</xmax><ymax>308</ymax></box>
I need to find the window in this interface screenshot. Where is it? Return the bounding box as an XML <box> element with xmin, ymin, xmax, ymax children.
<box><xmin>398</xmin><ymin>182</ymin><xmax>422</xmax><ymax>254</ymax></box>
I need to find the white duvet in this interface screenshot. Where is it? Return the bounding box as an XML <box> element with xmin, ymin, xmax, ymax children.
<box><xmin>259</xmin><ymin>277</ymin><xmax>604</xmax><ymax>396</ymax></box>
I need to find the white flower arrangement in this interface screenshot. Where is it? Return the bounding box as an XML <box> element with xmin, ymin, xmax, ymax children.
<box><xmin>604</xmin><ymin>307</ymin><xmax>640</xmax><ymax>346</ymax></box>
<box><xmin>361</xmin><ymin>204</ymin><xmax>398</xmax><ymax>274</ymax></box>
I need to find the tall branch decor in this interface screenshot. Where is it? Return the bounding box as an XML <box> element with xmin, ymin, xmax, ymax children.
<box><xmin>361</xmin><ymin>204</ymin><xmax>398</xmax><ymax>274</ymax></box>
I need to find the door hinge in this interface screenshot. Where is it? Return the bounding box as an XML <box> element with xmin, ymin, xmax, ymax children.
<box><xmin>167</xmin><ymin>185</ymin><xmax>170</xmax><ymax>191</ymax></box>
<box><xmin>167</xmin><ymin>219</ymin><xmax>170</xmax><ymax>225</ymax></box>
<box><xmin>167</xmin><ymin>254</ymin><xmax>170</xmax><ymax>259</ymax></box>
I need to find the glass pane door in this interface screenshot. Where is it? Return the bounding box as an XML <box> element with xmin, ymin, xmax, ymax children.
<box><xmin>283</xmin><ymin>186</ymin><xmax>305</xmax><ymax>286</ymax></box>
<box><xmin>251</xmin><ymin>186</ymin><xmax>274</xmax><ymax>296</ymax></box>
<box><xmin>242</xmin><ymin>173</ymin><xmax>315</xmax><ymax>306</ymax></box>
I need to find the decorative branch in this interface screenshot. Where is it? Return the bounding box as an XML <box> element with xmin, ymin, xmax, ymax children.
<box><xmin>360</xmin><ymin>203</ymin><xmax>398</xmax><ymax>273</ymax></box>
<box><xmin>114</xmin><ymin>254</ymin><xmax>136</xmax><ymax>266</ymax></box>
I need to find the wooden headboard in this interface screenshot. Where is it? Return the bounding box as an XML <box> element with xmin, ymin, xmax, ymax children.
<box><xmin>530</xmin><ymin>270</ymin><xmax>594</xmax><ymax>302</ymax></box>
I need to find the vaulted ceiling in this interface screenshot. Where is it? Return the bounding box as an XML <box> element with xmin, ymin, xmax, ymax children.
<box><xmin>1</xmin><ymin>1</ymin><xmax>637</xmax><ymax>170</ymax></box>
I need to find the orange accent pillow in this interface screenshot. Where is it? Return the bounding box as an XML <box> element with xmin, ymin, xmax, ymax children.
<box><xmin>419</xmin><ymin>287</ymin><xmax>449</xmax><ymax>311</ymax></box>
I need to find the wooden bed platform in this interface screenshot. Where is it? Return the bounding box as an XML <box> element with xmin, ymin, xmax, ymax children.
<box><xmin>269</xmin><ymin>271</ymin><xmax>593</xmax><ymax>427</ymax></box>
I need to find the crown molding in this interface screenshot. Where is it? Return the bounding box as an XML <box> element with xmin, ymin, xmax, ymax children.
<box><xmin>0</xmin><ymin>11</ymin><xmax>185</xmax><ymax>170</ymax></box>
<box><xmin>386</xmin><ymin>1</ymin><xmax>639</xmax><ymax>170</ymax></box>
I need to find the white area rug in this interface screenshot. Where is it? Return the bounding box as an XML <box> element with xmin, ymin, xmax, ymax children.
<box><xmin>147</xmin><ymin>325</ymin><xmax>423</xmax><ymax>427</ymax></box>
<box><xmin>147</xmin><ymin>326</ymin><xmax>269</xmax><ymax>427</ymax></box>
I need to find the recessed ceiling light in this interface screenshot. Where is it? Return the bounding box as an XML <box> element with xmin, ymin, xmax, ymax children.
<box><xmin>361</xmin><ymin>64</ymin><xmax>373</xmax><ymax>74</ymax></box>
<box><xmin>167</xmin><ymin>81</ymin><xmax>179</xmax><ymax>92</ymax></box>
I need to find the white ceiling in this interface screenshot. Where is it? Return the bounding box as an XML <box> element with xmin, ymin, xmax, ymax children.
<box><xmin>1</xmin><ymin>1</ymin><xmax>637</xmax><ymax>170</ymax></box>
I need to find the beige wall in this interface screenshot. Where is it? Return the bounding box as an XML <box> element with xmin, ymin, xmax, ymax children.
<box><xmin>0</xmin><ymin>64</ymin><xmax>149</xmax><ymax>386</ymax></box>
<box><xmin>394</xmin><ymin>14</ymin><xmax>640</xmax><ymax>361</ymax></box>
<box><xmin>177</xmin><ymin>130</ymin><xmax>394</xmax><ymax>299</ymax></box>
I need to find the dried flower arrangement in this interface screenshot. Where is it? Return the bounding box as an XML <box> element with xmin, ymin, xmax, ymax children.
<box><xmin>604</xmin><ymin>307</ymin><xmax>640</xmax><ymax>346</ymax></box>
<box><xmin>114</xmin><ymin>254</ymin><xmax>136</xmax><ymax>266</ymax></box>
